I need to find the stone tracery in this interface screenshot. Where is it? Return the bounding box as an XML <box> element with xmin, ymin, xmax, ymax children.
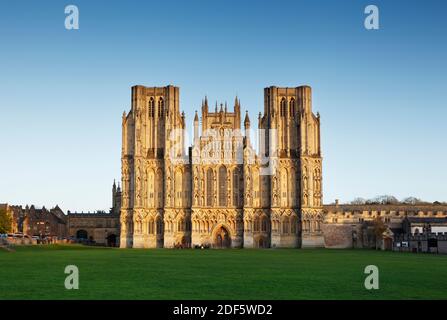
<box><xmin>120</xmin><ymin>85</ymin><xmax>323</xmax><ymax>248</ymax></box>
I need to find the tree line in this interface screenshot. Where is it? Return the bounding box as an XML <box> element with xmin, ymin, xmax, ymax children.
<box><xmin>349</xmin><ymin>195</ymin><xmax>446</xmax><ymax>205</ymax></box>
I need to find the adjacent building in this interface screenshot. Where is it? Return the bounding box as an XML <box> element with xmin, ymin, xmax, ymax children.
<box><xmin>66</xmin><ymin>181</ymin><xmax>121</xmax><ymax>246</ymax></box>
<box><xmin>323</xmin><ymin>202</ymin><xmax>447</xmax><ymax>253</ymax></box>
<box><xmin>4</xmin><ymin>181</ymin><xmax>121</xmax><ymax>246</ymax></box>
<box><xmin>21</xmin><ymin>205</ymin><xmax>67</xmax><ymax>238</ymax></box>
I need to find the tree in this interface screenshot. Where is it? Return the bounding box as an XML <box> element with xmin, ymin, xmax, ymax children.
<box><xmin>381</xmin><ymin>195</ymin><xmax>399</xmax><ymax>204</ymax></box>
<box><xmin>0</xmin><ymin>208</ymin><xmax>12</xmax><ymax>234</ymax></box>
<box><xmin>351</xmin><ymin>197</ymin><xmax>366</xmax><ymax>205</ymax></box>
<box><xmin>365</xmin><ymin>198</ymin><xmax>378</xmax><ymax>205</ymax></box>
<box><xmin>402</xmin><ymin>196</ymin><xmax>421</xmax><ymax>205</ymax></box>
<box><xmin>366</xmin><ymin>195</ymin><xmax>399</xmax><ymax>205</ymax></box>
<box><xmin>372</xmin><ymin>217</ymin><xmax>387</xmax><ymax>250</ymax></box>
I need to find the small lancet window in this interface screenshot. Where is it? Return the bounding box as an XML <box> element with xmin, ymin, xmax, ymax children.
<box><xmin>280</xmin><ymin>97</ymin><xmax>286</xmax><ymax>117</ymax></box>
<box><xmin>148</xmin><ymin>97</ymin><xmax>154</xmax><ymax>117</ymax></box>
<box><xmin>158</xmin><ymin>98</ymin><xmax>164</xmax><ymax>117</ymax></box>
<box><xmin>289</xmin><ymin>98</ymin><xmax>296</xmax><ymax>117</ymax></box>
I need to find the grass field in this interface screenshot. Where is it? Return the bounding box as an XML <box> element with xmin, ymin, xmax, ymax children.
<box><xmin>0</xmin><ymin>245</ymin><xmax>446</xmax><ymax>300</ymax></box>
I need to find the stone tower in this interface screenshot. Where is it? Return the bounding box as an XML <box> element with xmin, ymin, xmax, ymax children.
<box><xmin>258</xmin><ymin>86</ymin><xmax>323</xmax><ymax>248</ymax></box>
<box><xmin>120</xmin><ymin>85</ymin><xmax>190</xmax><ymax>248</ymax></box>
<box><xmin>112</xmin><ymin>180</ymin><xmax>122</xmax><ymax>215</ymax></box>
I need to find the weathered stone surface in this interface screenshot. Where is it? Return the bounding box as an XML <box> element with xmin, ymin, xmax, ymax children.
<box><xmin>120</xmin><ymin>85</ymin><xmax>323</xmax><ymax>248</ymax></box>
<box><xmin>322</xmin><ymin>224</ymin><xmax>354</xmax><ymax>249</ymax></box>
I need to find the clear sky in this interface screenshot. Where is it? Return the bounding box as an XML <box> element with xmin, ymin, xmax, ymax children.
<box><xmin>0</xmin><ymin>0</ymin><xmax>446</xmax><ymax>212</ymax></box>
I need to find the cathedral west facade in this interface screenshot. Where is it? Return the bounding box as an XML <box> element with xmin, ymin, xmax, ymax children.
<box><xmin>120</xmin><ymin>85</ymin><xmax>323</xmax><ymax>249</ymax></box>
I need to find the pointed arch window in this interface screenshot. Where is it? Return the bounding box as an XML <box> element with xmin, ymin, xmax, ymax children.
<box><xmin>314</xmin><ymin>168</ymin><xmax>321</xmax><ymax>192</ymax></box>
<box><xmin>232</xmin><ymin>169</ymin><xmax>239</xmax><ymax>206</ymax></box>
<box><xmin>253</xmin><ymin>168</ymin><xmax>260</xmax><ymax>206</ymax></box>
<box><xmin>137</xmin><ymin>221</ymin><xmax>142</xmax><ymax>233</ymax></box>
<box><xmin>177</xmin><ymin>218</ymin><xmax>184</xmax><ymax>232</ymax></box>
<box><xmin>147</xmin><ymin>169</ymin><xmax>155</xmax><ymax>207</ymax></box>
<box><xmin>291</xmin><ymin>215</ymin><xmax>297</xmax><ymax>234</ymax></box>
<box><xmin>254</xmin><ymin>216</ymin><xmax>260</xmax><ymax>232</ymax></box>
<box><xmin>206</xmin><ymin>168</ymin><xmax>214</xmax><ymax>206</ymax></box>
<box><xmin>280</xmin><ymin>97</ymin><xmax>286</xmax><ymax>117</ymax></box>
<box><xmin>295</xmin><ymin>169</ymin><xmax>301</xmax><ymax>207</ymax></box>
<box><xmin>282</xmin><ymin>217</ymin><xmax>290</xmax><ymax>234</ymax></box>
<box><xmin>281</xmin><ymin>168</ymin><xmax>288</xmax><ymax>206</ymax></box>
<box><xmin>156</xmin><ymin>170</ymin><xmax>163</xmax><ymax>207</ymax></box>
<box><xmin>175</xmin><ymin>170</ymin><xmax>183</xmax><ymax>207</ymax></box>
<box><xmin>289</xmin><ymin>98</ymin><xmax>296</xmax><ymax>117</ymax></box>
<box><xmin>158</xmin><ymin>98</ymin><xmax>164</xmax><ymax>117</ymax></box>
<box><xmin>148</xmin><ymin>97</ymin><xmax>154</xmax><ymax>117</ymax></box>
<box><xmin>261</xmin><ymin>216</ymin><xmax>268</xmax><ymax>232</ymax></box>
<box><xmin>218</xmin><ymin>166</ymin><xmax>227</xmax><ymax>206</ymax></box>
<box><xmin>148</xmin><ymin>219</ymin><xmax>155</xmax><ymax>234</ymax></box>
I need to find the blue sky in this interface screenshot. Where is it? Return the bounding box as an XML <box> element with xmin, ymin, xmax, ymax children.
<box><xmin>0</xmin><ymin>0</ymin><xmax>446</xmax><ymax>212</ymax></box>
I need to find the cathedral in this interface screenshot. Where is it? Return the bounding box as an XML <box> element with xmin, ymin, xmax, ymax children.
<box><xmin>120</xmin><ymin>85</ymin><xmax>324</xmax><ymax>249</ymax></box>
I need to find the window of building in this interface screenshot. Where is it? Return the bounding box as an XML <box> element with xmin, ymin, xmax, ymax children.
<box><xmin>158</xmin><ymin>98</ymin><xmax>164</xmax><ymax>117</ymax></box>
<box><xmin>280</xmin><ymin>97</ymin><xmax>286</xmax><ymax>117</ymax></box>
<box><xmin>291</xmin><ymin>216</ymin><xmax>297</xmax><ymax>234</ymax></box>
<box><xmin>148</xmin><ymin>219</ymin><xmax>155</xmax><ymax>234</ymax></box>
<box><xmin>282</xmin><ymin>218</ymin><xmax>290</xmax><ymax>234</ymax></box>
<box><xmin>206</xmin><ymin>168</ymin><xmax>214</xmax><ymax>206</ymax></box>
<box><xmin>148</xmin><ymin>97</ymin><xmax>154</xmax><ymax>117</ymax></box>
<box><xmin>281</xmin><ymin>168</ymin><xmax>288</xmax><ymax>207</ymax></box>
<box><xmin>289</xmin><ymin>98</ymin><xmax>296</xmax><ymax>117</ymax></box>
<box><xmin>175</xmin><ymin>170</ymin><xmax>183</xmax><ymax>207</ymax></box>
<box><xmin>254</xmin><ymin>217</ymin><xmax>260</xmax><ymax>232</ymax></box>
<box><xmin>261</xmin><ymin>216</ymin><xmax>268</xmax><ymax>232</ymax></box>
<box><xmin>232</xmin><ymin>169</ymin><xmax>239</xmax><ymax>206</ymax></box>
<box><xmin>218</xmin><ymin>166</ymin><xmax>227</xmax><ymax>206</ymax></box>
<box><xmin>156</xmin><ymin>217</ymin><xmax>162</xmax><ymax>234</ymax></box>
<box><xmin>177</xmin><ymin>219</ymin><xmax>184</xmax><ymax>232</ymax></box>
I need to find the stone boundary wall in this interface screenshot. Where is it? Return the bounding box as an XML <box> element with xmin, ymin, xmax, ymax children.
<box><xmin>322</xmin><ymin>224</ymin><xmax>354</xmax><ymax>248</ymax></box>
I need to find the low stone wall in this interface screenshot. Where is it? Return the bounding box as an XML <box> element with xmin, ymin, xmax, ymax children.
<box><xmin>394</xmin><ymin>234</ymin><xmax>447</xmax><ymax>254</ymax></box>
<box><xmin>322</xmin><ymin>224</ymin><xmax>354</xmax><ymax>248</ymax></box>
<box><xmin>302</xmin><ymin>235</ymin><xmax>325</xmax><ymax>248</ymax></box>
<box><xmin>5</xmin><ymin>237</ymin><xmax>36</xmax><ymax>245</ymax></box>
<box><xmin>3</xmin><ymin>238</ymin><xmax>76</xmax><ymax>246</ymax></box>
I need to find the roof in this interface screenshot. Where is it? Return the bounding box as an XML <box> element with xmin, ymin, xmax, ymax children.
<box><xmin>67</xmin><ymin>211</ymin><xmax>115</xmax><ymax>217</ymax></box>
<box><xmin>24</xmin><ymin>205</ymin><xmax>67</xmax><ymax>224</ymax></box>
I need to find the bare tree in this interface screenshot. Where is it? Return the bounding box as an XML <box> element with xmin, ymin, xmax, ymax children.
<box><xmin>372</xmin><ymin>217</ymin><xmax>387</xmax><ymax>250</ymax></box>
<box><xmin>402</xmin><ymin>196</ymin><xmax>421</xmax><ymax>205</ymax></box>
<box><xmin>366</xmin><ymin>195</ymin><xmax>399</xmax><ymax>205</ymax></box>
<box><xmin>351</xmin><ymin>197</ymin><xmax>366</xmax><ymax>205</ymax></box>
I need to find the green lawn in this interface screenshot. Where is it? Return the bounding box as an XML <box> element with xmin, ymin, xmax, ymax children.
<box><xmin>0</xmin><ymin>245</ymin><xmax>446</xmax><ymax>300</ymax></box>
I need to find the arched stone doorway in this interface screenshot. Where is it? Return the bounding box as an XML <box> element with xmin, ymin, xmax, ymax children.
<box><xmin>383</xmin><ymin>237</ymin><xmax>393</xmax><ymax>251</ymax></box>
<box><xmin>213</xmin><ymin>225</ymin><xmax>231</xmax><ymax>248</ymax></box>
<box><xmin>106</xmin><ymin>234</ymin><xmax>117</xmax><ymax>247</ymax></box>
<box><xmin>255</xmin><ymin>235</ymin><xmax>269</xmax><ymax>248</ymax></box>
<box><xmin>76</xmin><ymin>229</ymin><xmax>88</xmax><ymax>239</ymax></box>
